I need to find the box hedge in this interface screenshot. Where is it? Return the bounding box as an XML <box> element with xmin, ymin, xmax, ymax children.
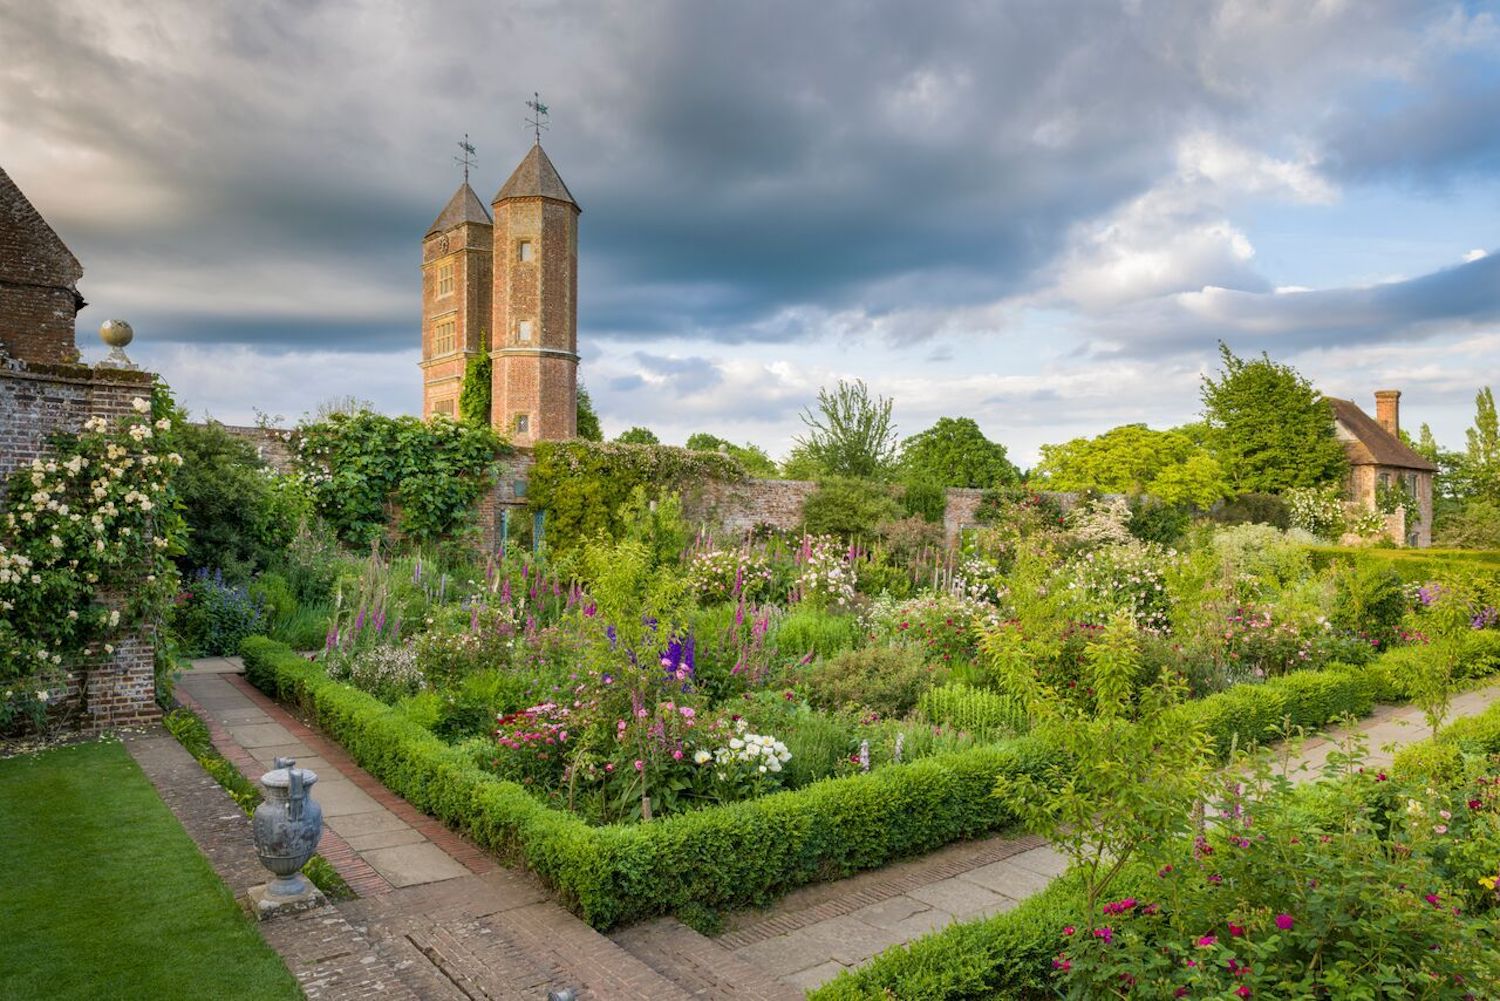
<box><xmin>241</xmin><ymin>636</ymin><xmax>1053</xmax><ymax>928</ymax></box>
<box><xmin>242</xmin><ymin>634</ymin><xmax>1478</xmax><ymax>931</ymax></box>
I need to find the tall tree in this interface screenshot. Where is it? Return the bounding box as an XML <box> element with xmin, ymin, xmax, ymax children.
<box><xmin>614</xmin><ymin>426</ymin><xmax>660</xmax><ymax>445</ymax></box>
<box><xmin>1462</xmin><ymin>387</ymin><xmax>1500</xmax><ymax>504</ymax></box>
<box><xmin>793</xmin><ymin>379</ymin><xmax>898</xmax><ymax>480</ymax></box>
<box><xmin>1033</xmin><ymin>423</ymin><xmax>1229</xmax><ymax>508</ymax></box>
<box><xmin>899</xmin><ymin>417</ymin><xmax>1019</xmax><ymax>488</ymax></box>
<box><xmin>685</xmin><ymin>433</ymin><xmax>778</xmax><ymax>477</ymax></box>
<box><xmin>575</xmin><ymin>382</ymin><xmax>603</xmax><ymax>441</ymax></box>
<box><xmin>1200</xmin><ymin>343</ymin><xmax>1346</xmax><ymax>492</ymax></box>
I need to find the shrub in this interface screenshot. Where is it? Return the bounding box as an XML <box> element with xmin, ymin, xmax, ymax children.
<box><xmin>801</xmin><ymin>477</ymin><xmax>904</xmax><ymax>540</ymax></box>
<box><xmin>1183</xmin><ymin>668</ymin><xmax>1375</xmax><ymax>758</ymax></box>
<box><xmin>1212</xmin><ymin>491</ymin><xmax>1291</xmax><ymax>529</ymax></box>
<box><xmin>176</xmin><ymin>568</ymin><xmax>267</xmax><ymax>656</ymax></box>
<box><xmin>898</xmin><ymin>480</ymin><xmax>947</xmax><ymax>523</ymax></box>
<box><xmin>325</xmin><ymin>644</ymin><xmax>425</xmax><ymax>703</ymax></box>
<box><xmin>1330</xmin><ymin>558</ymin><xmax>1407</xmax><ymax>647</ymax></box>
<box><xmin>800</xmin><ymin>644</ymin><xmax>945</xmax><ymax>719</ymax></box>
<box><xmin>1126</xmin><ymin>496</ymin><xmax>1190</xmax><ymax>546</ymax></box>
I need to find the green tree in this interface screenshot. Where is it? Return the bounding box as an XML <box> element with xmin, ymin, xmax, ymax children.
<box><xmin>898</xmin><ymin>417</ymin><xmax>1019</xmax><ymax>488</ymax></box>
<box><xmin>614</xmin><ymin>426</ymin><xmax>660</xmax><ymax>445</ymax></box>
<box><xmin>457</xmin><ymin>351</ymin><xmax>492</xmax><ymax>426</ymax></box>
<box><xmin>685</xmin><ymin>433</ymin><xmax>778</xmax><ymax>477</ymax></box>
<box><xmin>1461</xmin><ymin>386</ymin><xmax>1500</xmax><ymax>503</ymax></box>
<box><xmin>1033</xmin><ymin>424</ymin><xmax>1229</xmax><ymax>507</ymax></box>
<box><xmin>1200</xmin><ymin>343</ymin><xmax>1347</xmax><ymax>492</ymax></box>
<box><xmin>173</xmin><ymin>421</ymin><xmax>307</xmax><ymax>577</ymax></box>
<box><xmin>576</xmin><ymin>382</ymin><xmax>603</xmax><ymax>441</ymax></box>
<box><xmin>793</xmin><ymin>379</ymin><xmax>898</xmax><ymax>479</ymax></box>
<box><xmin>780</xmin><ymin>444</ymin><xmax>824</xmax><ymax>480</ymax></box>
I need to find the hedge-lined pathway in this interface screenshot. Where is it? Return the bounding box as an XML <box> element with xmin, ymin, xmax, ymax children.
<box><xmin>714</xmin><ymin>679</ymin><xmax>1500</xmax><ymax>994</ymax></box>
<box><xmin>178</xmin><ymin>658</ymin><xmax>762</xmax><ymax>1000</ymax></box>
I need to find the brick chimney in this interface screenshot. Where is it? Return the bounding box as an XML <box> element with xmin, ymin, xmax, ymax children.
<box><xmin>1374</xmin><ymin>389</ymin><xmax>1401</xmax><ymax>438</ymax></box>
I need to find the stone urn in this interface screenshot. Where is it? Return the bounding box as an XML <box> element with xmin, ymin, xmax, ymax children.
<box><xmin>252</xmin><ymin>757</ymin><xmax>323</xmax><ymax>898</ymax></box>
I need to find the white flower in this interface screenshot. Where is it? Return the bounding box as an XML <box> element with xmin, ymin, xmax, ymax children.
<box><xmin>109</xmin><ymin>609</ymin><xmax>121</xmax><ymax>627</ymax></box>
<box><xmin>131</xmin><ymin>397</ymin><xmax>151</xmax><ymax>413</ymax></box>
<box><xmin>154</xmin><ymin>418</ymin><xmax>171</xmax><ymax>431</ymax></box>
<box><xmin>729</xmin><ymin>737</ymin><xmax>744</xmax><ymax>750</ymax></box>
<box><xmin>693</xmin><ymin>749</ymin><xmax>711</xmax><ymax>765</ymax></box>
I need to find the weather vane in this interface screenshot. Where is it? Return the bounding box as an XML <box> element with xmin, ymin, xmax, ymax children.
<box><xmin>524</xmin><ymin>92</ymin><xmax>550</xmax><ymax>145</ymax></box>
<box><xmin>454</xmin><ymin>134</ymin><xmax>477</xmax><ymax>183</ymax></box>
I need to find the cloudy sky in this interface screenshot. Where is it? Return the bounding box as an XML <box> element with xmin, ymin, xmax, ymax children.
<box><xmin>3</xmin><ymin>0</ymin><xmax>1498</xmax><ymax>465</ymax></box>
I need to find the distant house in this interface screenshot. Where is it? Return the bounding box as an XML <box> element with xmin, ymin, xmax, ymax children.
<box><xmin>1328</xmin><ymin>390</ymin><xmax>1436</xmax><ymax>548</ymax></box>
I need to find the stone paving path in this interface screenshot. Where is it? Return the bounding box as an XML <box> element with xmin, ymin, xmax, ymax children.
<box><xmin>704</xmin><ymin>679</ymin><xmax>1500</xmax><ymax>993</ymax></box>
<box><xmin>173</xmin><ymin>657</ymin><xmax>715</xmax><ymax>1000</ymax></box>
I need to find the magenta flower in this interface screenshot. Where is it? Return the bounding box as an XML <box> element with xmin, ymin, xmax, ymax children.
<box><xmin>1196</xmin><ymin>935</ymin><xmax>1217</xmax><ymax>947</ymax></box>
<box><xmin>1275</xmin><ymin>913</ymin><xmax>1294</xmax><ymax>931</ymax></box>
<box><xmin>633</xmin><ymin>759</ymin><xmax>644</xmax><ymax>772</ymax></box>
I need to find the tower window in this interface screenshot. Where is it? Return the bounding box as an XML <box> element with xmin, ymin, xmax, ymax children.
<box><xmin>515</xmin><ymin>413</ymin><xmax>530</xmax><ymax>434</ymax></box>
<box><xmin>437</xmin><ymin>262</ymin><xmax>454</xmax><ymax>296</ymax></box>
<box><xmin>433</xmin><ymin>318</ymin><xmax>457</xmax><ymax>355</ymax></box>
<box><xmin>433</xmin><ymin>398</ymin><xmax>455</xmax><ymax>416</ymax></box>
<box><xmin>518</xmin><ymin>319</ymin><xmax>534</xmax><ymax>343</ymax></box>
<box><xmin>518</xmin><ymin>240</ymin><xmax>534</xmax><ymax>263</ymax></box>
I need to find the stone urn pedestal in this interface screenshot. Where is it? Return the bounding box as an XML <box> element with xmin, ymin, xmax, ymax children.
<box><xmin>248</xmin><ymin>757</ymin><xmax>327</xmax><ymax>920</ymax></box>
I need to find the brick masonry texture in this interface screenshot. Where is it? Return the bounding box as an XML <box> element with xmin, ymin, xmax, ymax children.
<box><xmin>212</xmin><ymin>422</ymin><xmax>298</xmax><ymax>474</ymax></box>
<box><xmin>1</xmin><ymin>165</ymin><xmax>85</xmax><ymax>365</ymax></box>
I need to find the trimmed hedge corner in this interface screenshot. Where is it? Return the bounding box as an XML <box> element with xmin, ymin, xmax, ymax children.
<box><xmin>240</xmin><ymin>636</ymin><xmax>1053</xmax><ymax>928</ymax></box>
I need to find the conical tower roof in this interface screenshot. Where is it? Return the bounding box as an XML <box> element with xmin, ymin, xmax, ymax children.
<box><xmin>492</xmin><ymin>144</ymin><xmax>579</xmax><ymax>209</ymax></box>
<box><xmin>426</xmin><ymin>182</ymin><xmax>492</xmax><ymax>236</ymax></box>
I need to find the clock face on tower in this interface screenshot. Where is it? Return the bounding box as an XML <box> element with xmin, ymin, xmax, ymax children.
<box><xmin>437</xmin><ymin>235</ymin><xmax>451</xmax><ymax>255</ymax></box>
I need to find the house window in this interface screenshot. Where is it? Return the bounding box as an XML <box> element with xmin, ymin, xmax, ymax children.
<box><xmin>1405</xmin><ymin>472</ymin><xmax>1418</xmax><ymax>494</ymax></box>
<box><xmin>433</xmin><ymin>398</ymin><xmax>455</xmax><ymax>416</ymax></box>
<box><xmin>1379</xmin><ymin>471</ymin><xmax>1391</xmax><ymax>488</ymax></box>
<box><xmin>517</xmin><ymin>319</ymin><xmax>534</xmax><ymax>344</ymax></box>
<box><xmin>437</xmin><ymin>262</ymin><xmax>455</xmax><ymax>296</ymax></box>
<box><xmin>518</xmin><ymin>240</ymin><xmax>534</xmax><ymax>263</ymax></box>
<box><xmin>433</xmin><ymin>318</ymin><xmax>457</xmax><ymax>355</ymax></box>
<box><xmin>515</xmin><ymin>413</ymin><xmax>530</xmax><ymax>435</ymax></box>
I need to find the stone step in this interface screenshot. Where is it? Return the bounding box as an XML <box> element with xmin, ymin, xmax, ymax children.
<box><xmin>611</xmin><ymin>917</ymin><xmax>806</xmax><ymax>1001</ymax></box>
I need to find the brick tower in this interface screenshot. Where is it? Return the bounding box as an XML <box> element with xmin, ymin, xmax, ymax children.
<box><xmin>420</xmin><ymin>181</ymin><xmax>493</xmax><ymax>417</ymax></box>
<box><xmin>488</xmin><ymin>143</ymin><xmax>579</xmax><ymax>444</ymax></box>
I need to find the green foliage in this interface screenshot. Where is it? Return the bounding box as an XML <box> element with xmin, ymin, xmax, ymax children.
<box><xmin>1458</xmin><ymin>386</ymin><xmax>1500</xmax><ymax>503</ymax></box>
<box><xmin>614</xmin><ymin>425</ymin><xmax>660</xmax><ymax>445</ymax></box>
<box><xmin>919</xmin><ymin>683</ymin><xmax>1027</xmax><ymax>739</ymax></box>
<box><xmin>241</xmin><ymin>637</ymin><xmax>1056</xmax><ymax>929</ymax></box>
<box><xmin>800</xmin><ymin>644</ymin><xmax>946</xmax><ymax>718</ymax></box>
<box><xmin>991</xmin><ymin>613</ymin><xmax>1214</xmax><ymax>922</ymax></box>
<box><xmin>614</xmin><ymin>487</ymin><xmax>691</xmax><ymax>568</ymax></box>
<box><xmin>794</xmin><ymin>379</ymin><xmax>899</xmax><ymax>479</ymax></box>
<box><xmin>1033</xmin><ymin>424</ymin><xmax>1228</xmax><ymax>507</ymax></box>
<box><xmin>685</xmin><ymin>433</ymin><xmax>779</xmax><ymax>477</ymax></box>
<box><xmin>1329</xmin><ymin>559</ymin><xmax>1407</xmax><ymax>647</ymax></box>
<box><xmin>1200</xmin><ymin>342</ymin><xmax>1348</xmax><ymax>492</ymax></box>
<box><xmin>457</xmin><ymin>351</ymin><xmax>492</xmax><ymax>426</ymax></box>
<box><xmin>1126</xmin><ymin>496</ymin><xmax>1190</xmax><ymax>545</ymax></box>
<box><xmin>773</xmin><ymin>607</ymin><xmax>862</xmax><ymax>659</ymax></box>
<box><xmin>1435</xmin><ymin>498</ymin><xmax>1500</xmax><ymax>548</ymax></box>
<box><xmin>295</xmin><ymin>410</ymin><xmax>504</xmax><ymax>546</ymax></box>
<box><xmin>575</xmin><ymin>382</ymin><xmax>603</xmax><ymax>441</ymax></box>
<box><xmin>800</xmin><ymin>477</ymin><xmax>903</xmax><ymax>539</ymax></box>
<box><xmin>899</xmin><ymin>417</ymin><xmax>1019</xmax><ymax>489</ymax></box>
<box><xmin>526</xmin><ymin>440</ymin><xmax>745</xmax><ymax>553</ymax></box>
<box><xmin>898</xmin><ymin>480</ymin><xmax>947</xmax><ymax>523</ymax></box>
<box><xmin>172</xmin><ymin>421</ymin><xmax>307</xmax><ymax>576</ymax></box>
<box><xmin>1185</xmin><ymin>668</ymin><xmax>1375</xmax><ymax>758</ymax></box>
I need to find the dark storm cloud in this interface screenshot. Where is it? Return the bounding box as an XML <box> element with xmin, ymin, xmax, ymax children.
<box><xmin>2</xmin><ymin>0</ymin><xmax>1494</xmax><ymax>361</ymax></box>
<box><xmin>1092</xmin><ymin>251</ymin><xmax>1500</xmax><ymax>357</ymax></box>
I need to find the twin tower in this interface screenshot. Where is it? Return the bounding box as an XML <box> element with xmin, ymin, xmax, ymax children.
<box><xmin>420</xmin><ymin>142</ymin><xmax>579</xmax><ymax>445</ymax></box>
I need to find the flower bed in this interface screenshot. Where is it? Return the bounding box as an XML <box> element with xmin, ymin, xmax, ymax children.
<box><xmin>243</xmin><ymin>636</ymin><xmax>1415</xmax><ymax>928</ymax></box>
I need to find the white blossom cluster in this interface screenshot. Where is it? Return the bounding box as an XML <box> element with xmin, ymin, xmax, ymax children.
<box><xmin>794</xmin><ymin>534</ymin><xmax>857</xmax><ymax>608</ymax></box>
<box><xmin>693</xmin><ymin>718</ymin><xmax>792</xmax><ymax>778</ymax></box>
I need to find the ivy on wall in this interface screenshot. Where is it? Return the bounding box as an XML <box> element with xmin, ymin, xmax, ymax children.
<box><xmin>526</xmin><ymin>440</ymin><xmax>746</xmax><ymax>549</ymax></box>
<box><xmin>458</xmin><ymin>352</ymin><xmax>492</xmax><ymax>427</ymax></box>
<box><xmin>295</xmin><ymin>411</ymin><xmax>506</xmax><ymax>547</ymax></box>
<box><xmin>1</xmin><ymin>383</ymin><xmax>186</xmax><ymax>729</ymax></box>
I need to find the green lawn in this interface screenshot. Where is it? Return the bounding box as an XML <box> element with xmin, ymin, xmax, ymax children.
<box><xmin>1308</xmin><ymin>545</ymin><xmax>1500</xmax><ymax>579</ymax></box>
<box><xmin>0</xmin><ymin>739</ymin><xmax>302</xmax><ymax>1001</ymax></box>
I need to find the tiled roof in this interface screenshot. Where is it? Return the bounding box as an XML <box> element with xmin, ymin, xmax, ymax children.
<box><xmin>426</xmin><ymin>182</ymin><xmax>492</xmax><ymax>237</ymax></box>
<box><xmin>492</xmin><ymin>144</ymin><xmax>578</xmax><ymax>208</ymax></box>
<box><xmin>1327</xmin><ymin>397</ymin><xmax>1438</xmax><ymax>471</ymax></box>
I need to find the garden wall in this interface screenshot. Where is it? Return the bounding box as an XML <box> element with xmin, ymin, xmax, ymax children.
<box><xmin>0</xmin><ymin>358</ymin><xmax>162</xmax><ymax>732</ymax></box>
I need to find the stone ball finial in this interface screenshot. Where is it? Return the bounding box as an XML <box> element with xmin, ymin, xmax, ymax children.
<box><xmin>97</xmin><ymin>320</ymin><xmax>139</xmax><ymax>370</ymax></box>
<box><xmin>100</xmin><ymin>319</ymin><xmax>134</xmax><ymax>348</ymax></box>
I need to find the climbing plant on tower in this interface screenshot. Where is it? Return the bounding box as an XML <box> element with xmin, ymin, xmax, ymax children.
<box><xmin>458</xmin><ymin>348</ymin><xmax>493</xmax><ymax>426</ymax></box>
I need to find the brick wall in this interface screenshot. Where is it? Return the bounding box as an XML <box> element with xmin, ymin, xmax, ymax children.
<box><xmin>1</xmin><ymin>359</ymin><xmax>161</xmax><ymax>733</ymax></box>
<box><xmin>1</xmin><ymin>166</ymin><xmax>85</xmax><ymax>364</ymax></box>
<box><xmin>212</xmin><ymin>423</ymin><xmax>298</xmax><ymax>474</ymax></box>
